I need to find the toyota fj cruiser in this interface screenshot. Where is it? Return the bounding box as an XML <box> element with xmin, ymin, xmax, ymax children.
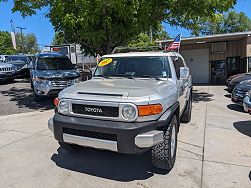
<box><xmin>48</xmin><ymin>47</ymin><xmax>192</xmax><ymax>171</ymax></box>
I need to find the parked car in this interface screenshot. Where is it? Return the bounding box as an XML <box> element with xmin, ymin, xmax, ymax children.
<box><xmin>30</xmin><ymin>53</ymin><xmax>81</xmax><ymax>100</ymax></box>
<box><xmin>0</xmin><ymin>62</ymin><xmax>16</xmax><ymax>82</ymax></box>
<box><xmin>226</xmin><ymin>73</ymin><xmax>245</xmax><ymax>87</ymax></box>
<box><xmin>228</xmin><ymin>73</ymin><xmax>251</xmax><ymax>93</ymax></box>
<box><xmin>232</xmin><ymin>80</ymin><xmax>251</xmax><ymax>105</ymax></box>
<box><xmin>243</xmin><ymin>91</ymin><xmax>251</xmax><ymax>113</ymax></box>
<box><xmin>48</xmin><ymin>50</ymin><xmax>193</xmax><ymax>171</ymax></box>
<box><xmin>0</xmin><ymin>55</ymin><xmax>7</xmax><ymax>62</ymax></box>
<box><xmin>4</xmin><ymin>55</ymin><xmax>30</xmax><ymax>78</ymax></box>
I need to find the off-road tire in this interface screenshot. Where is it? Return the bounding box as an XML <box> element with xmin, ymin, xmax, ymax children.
<box><xmin>58</xmin><ymin>142</ymin><xmax>80</xmax><ymax>152</ymax></box>
<box><xmin>151</xmin><ymin>115</ymin><xmax>178</xmax><ymax>171</ymax></box>
<box><xmin>180</xmin><ymin>92</ymin><xmax>192</xmax><ymax>123</ymax></box>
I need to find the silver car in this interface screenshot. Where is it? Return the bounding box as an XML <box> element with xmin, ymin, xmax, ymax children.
<box><xmin>30</xmin><ymin>53</ymin><xmax>80</xmax><ymax>100</ymax></box>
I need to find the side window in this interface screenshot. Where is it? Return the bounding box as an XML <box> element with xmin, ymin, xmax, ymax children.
<box><xmin>172</xmin><ymin>56</ymin><xmax>185</xmax><ymax>79</ymax></box>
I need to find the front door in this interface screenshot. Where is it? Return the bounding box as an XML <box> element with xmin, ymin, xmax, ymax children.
<box><xmin>210</xmin><ymin>60</ymin><xmax>226</xmax><ymax>84</ymax></box>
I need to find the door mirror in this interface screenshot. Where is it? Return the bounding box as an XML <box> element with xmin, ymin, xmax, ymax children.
<box><xmin>180</xmin><ymin>67</ymin><xmax>190</xmax><ymax>79</ymax></box>
<box><xmin>28</xmin><ymin>63</ymin><xmax>33</xmax><ymax>70</ymax></box>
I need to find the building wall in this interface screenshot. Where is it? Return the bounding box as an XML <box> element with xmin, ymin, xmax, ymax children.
<box><xmin>180</xmin><ymin>39</ymin><xmax>247</xmax><ymax>61</ymax></box>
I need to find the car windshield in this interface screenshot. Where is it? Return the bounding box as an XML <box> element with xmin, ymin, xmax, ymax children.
<box><xmin>94</xmin><ymin>56</ymin><xmax>171</xmax><ymax>78</ymax></box>
<box><xmin>5</xmin><ymin>56</ymin><xmax>28</xmax><ymax>63</ymax></box>
<box><xmin>37</xmin><ymin>57</ymin><xmax>74</xmax><ymax>70</ymax></box>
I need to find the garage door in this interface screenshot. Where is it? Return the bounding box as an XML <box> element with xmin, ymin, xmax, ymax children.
<box><xmin>181</xmin><ymin>49</ymin><xmax>209</xmax><ymax>84</ymax></box>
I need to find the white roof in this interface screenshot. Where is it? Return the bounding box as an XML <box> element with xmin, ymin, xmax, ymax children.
<box><xmin>102</xmin><ymin>51</ymin><xmax>179</xmax><ymax>58</ymax></box>
<box><xmin>157</xmin><ymin>31</ymin><xmax>251</xmax><ymax>44</ymax></box>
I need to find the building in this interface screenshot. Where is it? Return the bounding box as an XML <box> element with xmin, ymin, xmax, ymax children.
<box><xmin>157</xmin><ymin>31</ymin><xmax>251</xmax><ymax>84</ymax></box>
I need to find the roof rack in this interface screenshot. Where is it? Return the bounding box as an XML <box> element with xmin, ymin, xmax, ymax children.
<box><xmin>112</xmin><ymin>46</ymin><xmax>165</xmax><ymax>54</ymax></box>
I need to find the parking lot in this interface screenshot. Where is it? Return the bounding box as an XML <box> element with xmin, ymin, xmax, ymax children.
<box><xmin>0</xmin><ymin>84</ymin><xmax>250</xmax><ymax>188</ymax></box>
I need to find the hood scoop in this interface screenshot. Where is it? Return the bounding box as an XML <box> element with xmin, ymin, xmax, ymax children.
<box><xmin>77</xmin><ymin>91</ymin><xmax>124</xmax><ymax>97</ymax></box>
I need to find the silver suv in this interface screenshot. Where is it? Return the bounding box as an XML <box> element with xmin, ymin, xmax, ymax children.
<box><xmin>30</xmin><ymin>53</ymin><xmax>80</xmax><ymax>100</ymax></box>
<box><xmin>48</xmin><ymin>50</ymin><xmax>192</xmax><ymax>171</ymax></box>
<box><xmin>0</xmin><ymin>62</ymin><xmax>16</xmax><ymax>82</ymax></box>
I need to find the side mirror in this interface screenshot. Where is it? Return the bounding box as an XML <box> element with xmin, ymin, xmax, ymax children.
<box><xmin>180</xmin><ymin>67</ymin><xmax>190</xmax><ymax>79</ymax></box>
<box><xmin>28</xmin><ymin>63</ymin><xmax>33</xmax><ymax>70</ymax></box>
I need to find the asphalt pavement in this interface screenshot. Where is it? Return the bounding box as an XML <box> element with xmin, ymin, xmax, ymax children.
<box><xmin>0</xmin><ymin>79</ymin><xmax>54</xmax><ymax>116</ymax></box>
<box><xmin>0</xmin><ymin>85</ymin><xmax>250</xmax><ymax>188</ymax></box>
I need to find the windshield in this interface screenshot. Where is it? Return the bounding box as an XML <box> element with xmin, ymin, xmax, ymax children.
<box><xmin>37</xmin><ymin>57</ymin><xmax>74</xmax><ymax>70</ymax></box>
<box><xmin>5</xmin><ymin>56</ymin><xmax>28</xmax><ymax>63</ymax></box>
<box><xmin>94</xmin><ymin>56</ymin><xmax>171</xmax><ymax>78</ymax></box>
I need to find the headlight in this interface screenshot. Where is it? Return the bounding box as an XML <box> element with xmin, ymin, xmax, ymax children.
<box><xmin>58</xmin><ymin>100</ymin><xmax>70</xmax><ymax>114</ymax></box>
<box><xmin>122</xmin><ymin>105</ymin><xmax>137</xmax><ymax>121</ymax></box>
<box><xmin>33</xmin><ymin>77</ymin><xmax>48</xmax><ymax>85</ymax></box>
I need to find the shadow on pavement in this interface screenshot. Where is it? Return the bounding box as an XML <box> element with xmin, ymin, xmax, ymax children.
<box><xmin>193</xmin><ymin>89</ymin><xmax>214</xmax><ymax>103</ymax></box>
<box><xmin>249</xmin><ymin>171</ymin><xmax>251</xmax><ymax>181</ymax></box>
<box><xmin>227</xmin><ymin>104</ymin><xmax>245</xmax><ymax>113</ymax></box>
<box><xmin>51</xmin><ymin>147</ymin><xmax>169</xmax><ymax>182</ymax></box>
<box><xmin>233</xmin><ymin>121</ymin><xmax>251</xmax><ymax>137</ymax></box>
<box><xmin>0</xmin><ymin>86</ymin><xmax>54</xmax><ymax>111</ymax></box>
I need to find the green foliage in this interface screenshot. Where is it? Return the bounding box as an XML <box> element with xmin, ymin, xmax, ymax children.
<box><xmin>52</xmin><ymin>32</ymin><xmax>66</xmax><ymax>45</ymax></box>
<box><xmin>1</xmin><ymin>0</ymin><xmax>237</xmax><ymax>55</ymax></box>
<box><xmin>192</xmin><ymin>11</ymin><xmax>251</xmax><ymax>36</ymax></box>
<box><xmin>16</xmin><ymin>32</ymin><xmax>39</xmax><ymax>54</ymax></box>
<box><xmin>0</xmin><ymin>31</ymin><xmax>16</xmax><ymax>54</ymax></box>
<box><xmin>129</xmin><ymin>27</ymin><xmax>170</xmax><ymax>47</ymax></box>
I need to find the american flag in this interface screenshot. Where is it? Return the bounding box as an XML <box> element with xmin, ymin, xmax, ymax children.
<box><xmin>167</xmin><ymin>34</ymin><xmax>181</xmax><ymax>51</ymax></box>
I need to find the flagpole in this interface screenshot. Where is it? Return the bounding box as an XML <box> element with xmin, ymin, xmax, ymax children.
<box><xmin>178</xmin><ymin>33</ymin><xmax>182</xmax><ymax>54</ymax></box>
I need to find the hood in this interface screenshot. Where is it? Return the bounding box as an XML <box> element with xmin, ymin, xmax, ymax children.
<box><xmin>228</xmin><ymin>73</ymin><xmax>245</xmax><ymax>80</ymax></box>
<box><xmin>60</xmin><ymin>78</ymin><xmax>176</xmax><ymax>101</ymax></box>
<box><xmin>231</xmin><ymin>73</ymin><xmax>251</xmax><ymax>83</ymax></box>
<box><xmin>236</xmin><ymin>81</ymin><xmax>251</xmax><ymax>92</ymax></box>
<box><xmin>5</xmin><ymin>60</ymin><xmax>26</xmax><ymax>69</ymax></box>
<box><xmin>0</xmin><ymin>62</ymin><xmax>15</xmax><ymax>69</ymax></box>
<box><xmin>34</xmin><ymin>69</ymin><xmax>80</xmax><ymax>79</ymax></box>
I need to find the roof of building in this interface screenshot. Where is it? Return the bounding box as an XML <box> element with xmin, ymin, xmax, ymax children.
<box><xmin>157</xmin><ymin>31</ymin><xmax>251</xmax><ymax>44</ymax></box>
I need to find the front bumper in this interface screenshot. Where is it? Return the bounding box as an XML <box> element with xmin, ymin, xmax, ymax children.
<box><xmin>34</xmin><ymin>81</ymin><xmax>75</xmax><ymax>96</ymax></box>
<box><xmin>0</xmin><ymin>72</ymin><xmax>16</xmax><ymax>80</ymax></box>
<box><xmin>231</xmin><ymin>93</ymin><xmax>245</xmax><ymax>105</ymax></box>
<box><xmin>49</xmin><ymin>114</ymin><xmax>167</xmax><ymax>154</ymax></box>
<box><xmin>243</xmin><ymin>96</ymin><xmax>251</xmax><ymax>113</ymax></box>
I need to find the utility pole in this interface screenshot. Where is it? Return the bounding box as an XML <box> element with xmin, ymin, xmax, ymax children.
<box><xmin>16</xmin><ymin>26</ymin><xmax>26</xmax><ymax>54</ymax></box>
<box><xmin>150</xmin><ymin>26</ymin><xmax>153</xmax><ymax>42</ymax></box>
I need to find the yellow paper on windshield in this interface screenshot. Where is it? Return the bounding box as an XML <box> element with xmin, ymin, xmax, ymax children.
<box><xmin>98</xmin><ymin>58</ymin><xmax>113</xmax><ymax>67</ymax></box>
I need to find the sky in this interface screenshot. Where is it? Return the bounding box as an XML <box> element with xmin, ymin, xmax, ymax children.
<box><xmin>0</xmin><ymin>0</ymin><xmax>251</xmax><ymax>47</ymax></box>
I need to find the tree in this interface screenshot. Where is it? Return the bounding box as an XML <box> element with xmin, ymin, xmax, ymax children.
<box><xmin>2</xmin><ymin>0</ymin><xmax>237</xmax><ymax>55</ymax></box>
<box><xmin>52</xmin><ymin>32</ymin><xmax>66</xmax><ymax>45</ymax></box>
<box><xmin>15</xmin><ymin>32</ymin><xmax>39</xmax><ymax>54</ymax></box>
<box><xmin>0</xmin><ymin>31</ymin><xmax>16</xmax><ymax>54</ymax></box>
<box><xmin>192</xmin><ymin>11</ymin><xmax>251</xmax><ymax>36</ymax></box>
<box><xmin>129</xmin><ymin>27</ymin><xmax>170</xmax><ymax>47</ymax></box>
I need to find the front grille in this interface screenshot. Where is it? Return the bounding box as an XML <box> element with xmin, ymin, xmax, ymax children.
<box><xmin>72</xmin><ymin>104</ymin><xmax>119</xmax><ymax>117</ymax></box>
<box><xmin>51</xmin><ymin>80</ymin><xmax>73</xmax><ymax>87</ymax></box>
<box><xmin>63</xmin><ymin>127</ymin><xmax>117</xmax><ymax>141</ymax></box>
<box><xmin>0</xmin><ymin>67</ymin><xmax>13</xmax><ymax>72</ymax></box>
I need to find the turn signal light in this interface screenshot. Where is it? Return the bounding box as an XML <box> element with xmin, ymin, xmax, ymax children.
<box><xmin>137</xmin><ymin>104</ymin><xmax>163</xmax><ymax>116</ymax></box>
<box><xmin>54</xmin><ymin>98</ymin><xmax>60</xmax><ymax>107</ymax></box>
